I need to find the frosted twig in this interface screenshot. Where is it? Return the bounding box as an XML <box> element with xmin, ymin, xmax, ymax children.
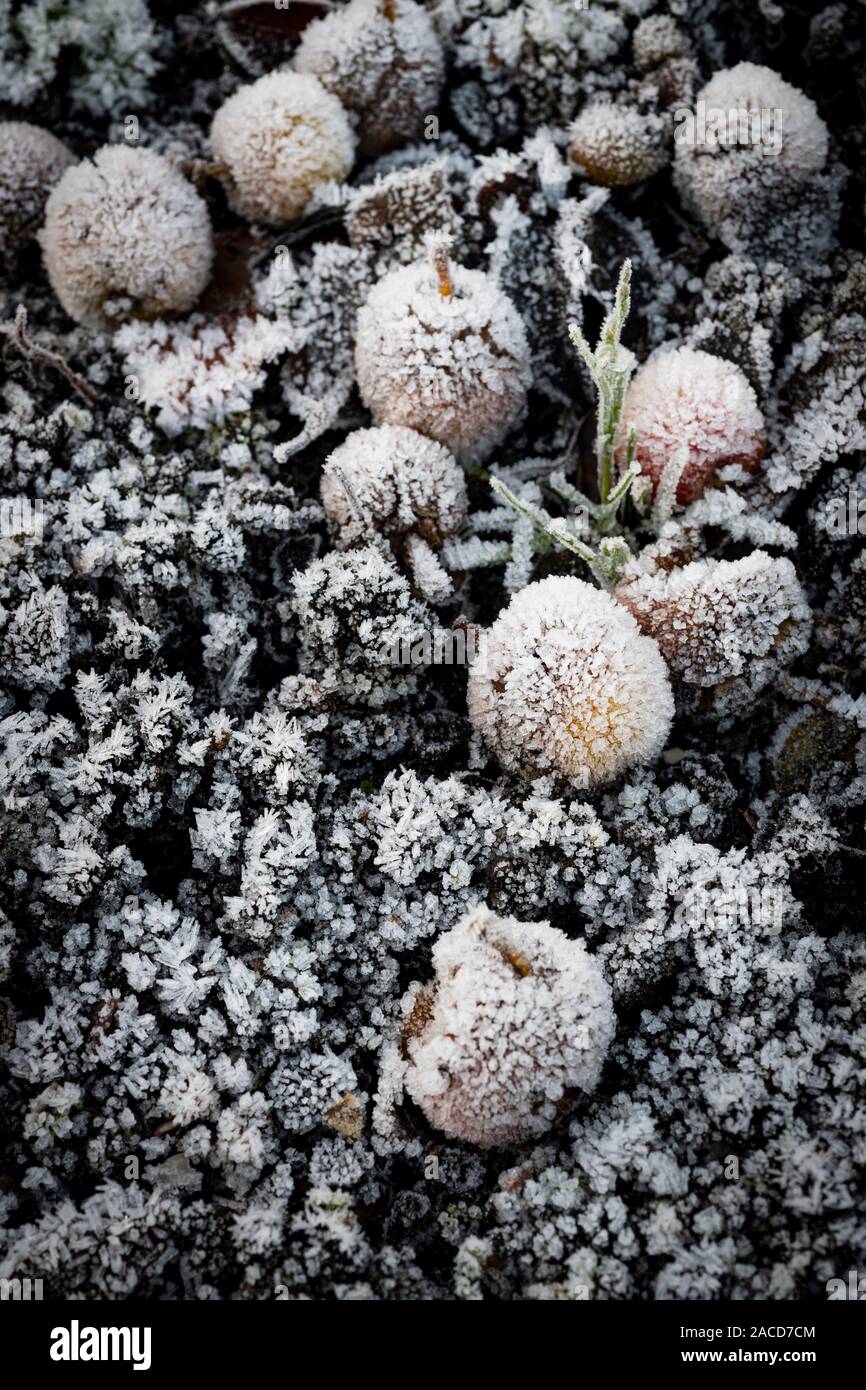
<box><xmin>2</xmin><ymin>305</ymin><xmax>99</xmax><ymax>406</ymax></box>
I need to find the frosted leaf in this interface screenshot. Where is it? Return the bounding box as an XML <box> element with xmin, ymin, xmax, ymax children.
<box><xmin>210</xmin><ymin>71</ymin><xmax>355</xmax><ymax>226</ymax></box>
<box><xmin>294</xmin><ymin>0</ymin><xmax>445</xmax><ymax>156</ymax></box>
<box><xmin>345</xmin><ymin>158</ymin><xmax>462</xmax><ymax>275</ymax></box>
<box><xmin>468</xmin><ymin>576</ymin><xmax>674</xmax><ymax>788</ymax></box>
<box><xmin>355</xmin><ymin>236</ymin><xmax>531</xmax><ymax>459</ymax></box>
<box><xmin>401</xmin><ymin>904</ymin><xmax>615</xmax><ymax>1147</ymax></box>
<box><xmin>618</xmin><ymin>346</ymin><xmax>765</xmax><ymax>505</ymax></box>
<box><xmin>39</xmin><ymin>146</ymin><xmax>214</xmax><ymax>328</ymax></box>
<box><xmin>615</xmin><ymin>551</ymin><xmax>812</xmax><ymax>711</ymax></box>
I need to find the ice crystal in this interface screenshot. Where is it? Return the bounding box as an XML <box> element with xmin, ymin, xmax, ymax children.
<box><xmin>115</xmin><ymin>314</ymin><xmax>299</xmax><ymax>437</ymax></box>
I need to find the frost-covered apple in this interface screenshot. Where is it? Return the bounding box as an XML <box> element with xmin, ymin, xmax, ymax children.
<box><xmin>618</xmin><ymin>345</ymin><xmax>765</xmax><ymax>505</ymax></box>
<box><xmin>320</xmin><ymin>425</ymin><xmax>467</xmax><ymax>548</ymax></box>
<box><xmin>401</xmin><ymin>904</ymin><xmax>615</xmax><ymax>1147</ymax></box>
<box><xmin>615</xmin><ymin>550</ymin><xmax>812</xmax><ymax>712</ymax></box>
<box><xmin>467</xmin><ymin>576</ymin><xmax>674</xmax><ymax>788</ymax></box>
<box><xmin>294</xmin><ymin>0</ymin><xmax>445</xmax><ymax>156</ymax></box>
<box><xmin>0</xmin><ymin>121</ymin><xmax>74</xmax><ymax>254</ymax></box>
<box><xmin>673</xmin><ymin>63</ymin><xmax>829</xmax><ymax>234</ymax></box>
<box><xmin>569</xmin><ymin>103</ymin><xmax>670</xmax><ymax>187</ymax></box>
<box><xmin>39</xmin><ymin>145</ymin><xmax>213</xmax><ymax>328</ymax></box>
<box><xmin>355</xmin><ymin>233</ymin><xmax>531</xmax><ymax>460</ymax></box>
<box><xmin>210</xmin><ymin>70</ymin><xmax>356</xmax><ymax>225</ymax></box>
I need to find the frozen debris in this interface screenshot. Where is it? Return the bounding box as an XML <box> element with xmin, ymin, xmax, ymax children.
<box><xmin>210</xmin><ymin>71</ymin><xmax>356</xmax><ymax>226</ymax></box>
<box><xmin>673</xmin><ymin>63</ymin><xmax>839</xmax><ymax>264</ymax></box>
<box><xmin>39</xmin><ymin>146</ymin><xmax>214</xmax><ymax>329</ymax></box>
<box><xmin>345</xmin><ymin>158</ymin><xmax>462</xmax><ymax>275</ymax></box>
<box><xmin>468</xmin><ymin>137</ymin><xmax>587</xmax><ymax>401</ymax></box>
<box><xmin>115</xmin><ymin>314</ymin><xmax>299</xmax><ymax>437</ymax></box>
<box><xmin>0</xmin><ymin>580</ymin><xmax>70</xmax><ymax>692</ymax></box>
<box><xmin>355</xmin><ymin>232</ymin><xmax>531</xmax><ymax>459</ymax></box>
<box><xmin>468</xmin><ymin>576</ymin><xmax>674</xmax><ymax>788</ymax></box>
<box><xmin>321</xmin><ymin>425</ymin><xmax>467</xmax><ymax>553</ymax></box>
<box><xmin>615</xmin><ymin>551</ymin><xmax>812</xmax><ymax>713</ymax></box>
<box><xmin>619</xmin><ymin>345</ymin><xmax>765</xmax><ymax>505</ymax></box>
<box><xmin>400</xmin><ymin>904</ymin><xmax>615</xmax><ymax>1146</ymax></box>
<box><xmin>294</xmin><ymin>0</ymin><xmax>445</xmax><ymax>156</ymax></box>
<box><xmin>0</xmin><ymin>0</ymin><xmax>160</xmax><ymax>115</ymax></box>
<box><xmin>0</xmin><ymin>122</ymin><xmax>74</xmax><ymax>254</ymax></box>
<box><xmin>569</xmin><ymin>103</ymin><xmax>670</xmax><ymax>187</ymax></box>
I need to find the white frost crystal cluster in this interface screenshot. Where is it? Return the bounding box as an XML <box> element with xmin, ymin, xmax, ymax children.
<box><xmin>291</xmin><ymin>545</ymin><xmax>429</xmax><ymax>703</ymax></box>
<box><xmin>619</xmin><ymin>345</ymin><xmax>765</xmax><ymax>505</ymax></box>
<box><xmin>210</xmin><ymin>71</ymin><xmax>356</xmax><ymax>226</ymax></box>
<box><xmin>0</xmin><ymin>0</ymin><xmax>160</xmax><ymax>115</ymax></box>
<box><xmin>39</xmin><ymin>145</ymin><xmax>213</xmax><ymax>328</ymax></box>
<box><xmin>320</xmin><ymin>425</ymin><xmax>467</xmax><ymax>548</ymax></box>
<box><xmin>401</xmin><ymin>905</ymin><xmax>615</xmax><ymax>1147</ymax></box>
<box><xmin>355</xmin><ymin>235</ymin><xmax>531</xmax><ymax>458</ymax></box>
<box><xmin>115</xmin><ymin>314</ymin><xmax>298</xmax><ymax>437</ymax></box>
<box><xmin>0</xmin><ymin>120</ymin><xmax>74</xmax><ymax>252</ymax></box>
<box><xmin>468</xmin><ymin>576</ymin><xmax>674</xmax><ymax>787</ymax></box>
<box><xmin>615</xmin><ymin>551</ymin><xmax>812</xmax><ymax>710</ymax></box>
<box><xmin>294</xmin><ymin>0</ymin><xmax>445</xmax><ymax>156</ymax></box>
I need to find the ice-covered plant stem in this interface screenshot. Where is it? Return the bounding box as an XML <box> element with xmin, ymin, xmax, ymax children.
<box><xmin>568</xmin><ymin>257</ymin><xmax>638</xmax><ymax>509</ymax></box>
<box><xmin>490</xmin><ymin>261</ymin><xmax>695</xmax><ymax>587</ymax></box>
<box><xmin>489</xmin><ymin>260</ymin><xmax>640</xmax><ymax>587</ymax></box>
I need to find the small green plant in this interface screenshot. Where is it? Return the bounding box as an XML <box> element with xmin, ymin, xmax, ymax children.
<box><xmin>491</xmin><ymin>259</ymin><xmax>688</xmax><ymax>588</ymax></box>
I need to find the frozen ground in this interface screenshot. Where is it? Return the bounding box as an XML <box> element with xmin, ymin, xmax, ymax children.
<box><xmin>0</xmin><ymin>0</ymin><xmax>864</xmax><ymax>1300</ymax></box>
